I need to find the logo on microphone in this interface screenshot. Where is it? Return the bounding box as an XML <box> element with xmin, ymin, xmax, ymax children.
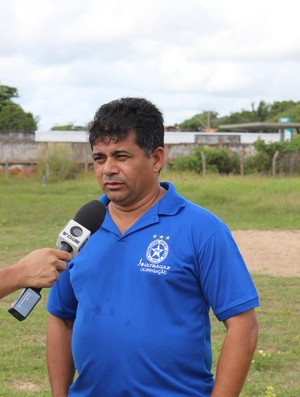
<box><xmin>70</xmin><ymin>226</ymin><xmax>83</xmax><ymax>237</ymax></box>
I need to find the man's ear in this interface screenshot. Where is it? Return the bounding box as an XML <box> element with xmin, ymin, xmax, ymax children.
<box><xmin>152</xmin><ymin>147</ymin><xmax>165</xmax><ymax>173</ymax></box>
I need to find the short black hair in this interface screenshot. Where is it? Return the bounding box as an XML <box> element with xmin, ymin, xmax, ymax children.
<box><xmin>88</xmin><ymin>97</ymin><xmax>164</xmax><ymax>157</ymax></box>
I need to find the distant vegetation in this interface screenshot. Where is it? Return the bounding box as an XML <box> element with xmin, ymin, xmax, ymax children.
<box><xmin>172</xmin><ymin>135</ymin><xmax>300</xmax><ymax>176</ymax></box>
<box><xmin>0</xmin><ymin>84</ymin><xmax>38</xmax><ymax>132</ymax></box>
<box><xmin>1</xmin><ymin>83</ymin><xmax>300</xmax><ymax>133</ymax></box>
<box><xmin>178</xmin><ymin>100</ymin><xmax>300</xmax><ymax>132</ymax></box>
<box><xmin>51</xmin><ymin>124</ymin><xmax>86</xmax><ymax>131</ymax></box>
<box><xmin>52</xmin><ymin>100</ymin><xmax>300</xmax><ymax>132</ymax></box>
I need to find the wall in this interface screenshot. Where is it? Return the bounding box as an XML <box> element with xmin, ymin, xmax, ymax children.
<box><xmin>0</xmin><ymin>130</ymin><xmax>283</xmax><ymax>172</ymax></box>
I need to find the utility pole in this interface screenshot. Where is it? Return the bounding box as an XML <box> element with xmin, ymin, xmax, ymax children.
<box><xmin>207</xmin><ymin>111</ymin><xmax>211</xmax><ymax>130</ymax></box>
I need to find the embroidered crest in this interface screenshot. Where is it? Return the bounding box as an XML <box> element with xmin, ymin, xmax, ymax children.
<box><xmin>146</xmin><ymin>236</ymin><xmax>169</xmax><ymax>264</ymax></box>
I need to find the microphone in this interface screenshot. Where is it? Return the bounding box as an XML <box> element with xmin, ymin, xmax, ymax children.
<box><xmin>8</xmin><ymin>200</ymin><xmax>106</xmax><ymax>321</ymax></box>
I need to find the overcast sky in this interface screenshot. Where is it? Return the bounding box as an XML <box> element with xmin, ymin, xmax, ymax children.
<box><xmin>1</xmin><ymin>0</ymin><xmax>300</xmax><ymax>130</ymax></box>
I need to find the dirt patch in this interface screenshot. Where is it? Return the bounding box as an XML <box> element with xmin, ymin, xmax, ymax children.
<box><xmin>10</xmin><ymin>380</ymin><xmax>41</xmax><ymax>392</ymax></box>
<box><xmin>232</xmin><ymin>230</ymin><xmax>300</xmax><ymax>277</ymax></box>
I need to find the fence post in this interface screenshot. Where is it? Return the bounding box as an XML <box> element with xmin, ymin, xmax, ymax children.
<box><xmin>45</xmin><ymin>143</ymin><xmax>50</xmax><ymax>177</ymax></box>
<box><xmin>272</xmin><ymin>150</ymin><xmax>279</xmax><ymax>177</ymax></box>
<box><xmin>5</xmin><ymin>159</ymin><xmax>9</xmax><ymax>179</ymax></box>
<box><xmin>201</xmin><ymin>151</ymin><xmax>206</xmax><ymax>176</ymax></box>
<box><xmin>240</xmin><ymin>149</ymin><xmax>244</xmax><ymax>176</ymax></box>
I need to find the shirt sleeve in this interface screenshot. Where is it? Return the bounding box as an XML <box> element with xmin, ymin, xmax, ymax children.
<box><xmin>198</xmin><ymin>224</ymin><xmax>260</xmax><ymax>322</ymax></box>
<box><xmin>46</xmin><ymin>263</ymin><xmax>78</xmax><ymax>319</ymax></box>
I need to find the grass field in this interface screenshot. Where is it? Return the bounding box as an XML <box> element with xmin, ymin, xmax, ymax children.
<box><xmin>0</xmin><ymin>172</ymin><xmax>299</xmax><ymax>396</ymax></box>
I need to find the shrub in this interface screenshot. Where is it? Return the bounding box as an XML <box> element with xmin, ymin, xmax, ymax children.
<box><xmin>251</xmin><ymin>135</ymin><xmax>300</xmax><ymax>175</ymax></box>
<box><xmin>171</xmin><ymin>146</ymin><xmax>240</xmax><ymax>175</ymax></box>
<box><xmin>244</xmin><ymin>152</ymin><xmax>271</xmax><ymax>175</ymax></box>
<box><xmin>196</xmin><ymin>146</ymin><xmax>240</xmax><ymax>174</ymax></box>
<box><xmin>38</xmin><ymin>143</ymin><xmax>79</xmax><ymax>181</ymax></box>
<box><xmin>172</xmin><ymin>155</ymin><xmax>201</xmax><ymax>173</ymax></box>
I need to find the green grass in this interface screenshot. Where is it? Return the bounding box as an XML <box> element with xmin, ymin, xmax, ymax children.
<box><xmin>211</xmin><ymin>275</ymin><xmax>300</xmax><ymax>397</ymax></box>
<box><xmin>0</xmin><ymin>171</ymin><xmax>299</xmax><ymax>396</ymax></box>
<box><xmin>163</xmin><ymin>171</ymin><xmax>300</xmax><ymax>230</ymax></box>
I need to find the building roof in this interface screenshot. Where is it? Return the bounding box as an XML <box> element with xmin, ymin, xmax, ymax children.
<box><xmin>219</xmin><ymin>122</ymin><xmax>300</xmax><ymax>130</ymax></box>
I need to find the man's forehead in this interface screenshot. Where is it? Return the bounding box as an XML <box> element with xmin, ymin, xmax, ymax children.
<box><xmin>92</xmin><ymin>132</ymin><xmax>137</xmax><ymax>152</ymax></box>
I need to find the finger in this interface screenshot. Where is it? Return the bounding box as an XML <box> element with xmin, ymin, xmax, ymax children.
<box><xmin>52</xmin><ymin>248</ymin><xmax>72</xmax><ymax>261</ymax></box>
<box><xmin>58</xmin><ymin>251</ymin><xmax>72</xmax><ymax>261</ymax></box>
<box><xmin>59</xmin><ymin>259</ymin><xmax>68</xmax><ymax>271</ymax></box>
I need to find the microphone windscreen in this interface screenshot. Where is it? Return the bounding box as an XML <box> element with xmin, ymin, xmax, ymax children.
<box><xmin>74</xmin><ymin>200</ymin><xmax>106</xmax><ymax>234</ymax></box>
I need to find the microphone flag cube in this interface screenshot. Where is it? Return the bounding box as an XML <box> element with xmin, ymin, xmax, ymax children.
<box><xmin>56</xmin><ymin>220</ymin><xmax>91</xmax><ymax>256</ymax></box>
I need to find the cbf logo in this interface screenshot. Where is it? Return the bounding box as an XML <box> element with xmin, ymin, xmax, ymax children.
<box><xmin>146</xmin><ymin>234</ymin><xmax>170</xmax><ymax>264</ymax></box>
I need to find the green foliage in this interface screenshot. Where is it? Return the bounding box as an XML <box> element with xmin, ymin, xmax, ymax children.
<box><xmin>172</xmin><ymin>146</ymin><xmax>240</xmax><ymax>175</ymax></box>
<box><xmin>37</xmin><ymin>144</ymin><xmax>80</xmax><ymax>181</ymax></box>
<box><xmin>51</xmin><ymin>123</ymin><xmax>86</xmax><ymax>131</ymax></box>
<box><xmin>172</xmin><ymin>135</ymin><xmax>300</xmax><ymax>176</ymax></box>
<box><xmin>179</xmin><ymin>100</ymin><xmax>300</xmax><ymax>131</ymax></box>
<box><xmin>241</xmin><ymin>139</ymin><xmax>278</xmax><ymax>175</ymax></box>
<box><xmin>0</xmin><ymin>84</ymin><xmax>38</xmax><ymax>132</ymax></box>
<box><xmin>244</xmin><ymin>152</ymin><xmax>271</xmax><ymax>175</ymax></box>
<box><xmin>171</xmin><ymin>155</ymin><xmax>201</xmax><ymax>173</ymax></box>
<box><xmin>253</xmin><ymin>100</ymin><xmax>272</xmax><ymax>122</ymax></box>
<box><xmin>281</xmin><ymin>133</ymin><xmax>300</xmax><ymax>152</ymax></box>
<box><xmin>269</xmin><ymin>100</ymin><xmax>300</xmax><ymax>122</ymax></box>
<box><xmin>218</xmin><ymin>101</ymin><xmax>272</xmax><ymax>128</ymax></box>
<box><xmin>179</xmin><ymin>111</ymin><xmax>219</xmax><ymax>131</ymax></box>
<box><xmin>219</xmin><ymin>109</ymin><xmax>254</xmax><ymax>125</ymax></box>
<box><xmin>195</xmin><ymin>146</ymin><xmax>240</xmax><ymax>174</ymax></box>
<box><xmin>0</xmin><ymin>101</ymin><xmax>38</xmax><ymax>132</ymax></box>
<box><xmin>246</xmin><ymin>135</ymin><xmax>300</xmax><ymax>175</ymax></box>
<box><xmin>0</xmin><ymin>85</ymin><xmax>18</xmax><ymax>101</ymax></box>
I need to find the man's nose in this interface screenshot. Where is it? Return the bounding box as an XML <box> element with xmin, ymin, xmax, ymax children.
<box><xmin>103</xmin><ymin>157</ymin><xmax>119</xmax><ymax>174</ymax></box>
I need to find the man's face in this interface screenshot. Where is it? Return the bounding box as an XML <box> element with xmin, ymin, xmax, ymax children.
<box><xmin>92</xmin><ymin>131</ymin><xmax>164</xmax><ymax>208</ymax></box>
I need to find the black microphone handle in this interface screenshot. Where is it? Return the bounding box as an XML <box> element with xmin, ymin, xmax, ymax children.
<box><xmin>8</xmin><ymin>241</ymin><xmax>73</xmax><ymax>321</ymax></box>
<box><xmin>8</xmin><ymin>200</ymin><xmax>106</xmax><ymax>321</ymax></box>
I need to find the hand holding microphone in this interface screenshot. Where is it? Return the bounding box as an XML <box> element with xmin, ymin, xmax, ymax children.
<box><xmin>0</xmin><ymin>249</ymin><xmax>71</xmax><ymax>300</ymax></box>
<box><xmin>11</xmin><ymin>248</ymin><xmax>70</xmax><ymax>288</ymax></box>
<box><xmin>8</xmin><ymin>200</ymin><xmax>106</xmax><ymax>321</ymax></box>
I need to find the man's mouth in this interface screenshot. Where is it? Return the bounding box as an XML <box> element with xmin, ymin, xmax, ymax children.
<box><xmin>104</xmin><ymin>181</ymin><xmax>124</xmax><ymax>190</ymax></box>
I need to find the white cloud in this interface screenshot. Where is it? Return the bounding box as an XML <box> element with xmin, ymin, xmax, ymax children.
<box><xmin>1</xmin><ymin>0</ymin><xmax>300</xmax><ymax>129</ymax></box>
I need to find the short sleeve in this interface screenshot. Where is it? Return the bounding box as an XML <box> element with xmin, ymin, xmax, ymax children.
<box><xmin>198</xmin><ymin>225</ymin><xmax>260</xmax><ymax>321</ymax></box>
<box><xmin>46</xmin><ymin>263</ymin><xmax>78</xmax><ymax>319</ymax></box>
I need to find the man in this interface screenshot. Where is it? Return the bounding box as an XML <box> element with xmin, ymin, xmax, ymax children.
<box><xmin>46</xmin><ymin>97</ymin><xmax>259</xmax><ymax>397</ymax></box>
<box><xmin>0</xmin><ymin>248</ymin><xmax>71</xmax><ymax>299</ymax></box>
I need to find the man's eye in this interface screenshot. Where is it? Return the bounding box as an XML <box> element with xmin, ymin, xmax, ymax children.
<box><xmin>93</xmin><ymin>156</ymin><xmax>105</xmax><ymax>163</ymax></box>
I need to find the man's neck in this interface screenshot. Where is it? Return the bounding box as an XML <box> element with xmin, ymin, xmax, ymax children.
<box><xmin>108</xmin><ymin>186</ymin><xmax>165</xmax><ymax>234</ymax></box>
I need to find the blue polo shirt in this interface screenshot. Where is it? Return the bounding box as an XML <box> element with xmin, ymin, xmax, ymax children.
<box><xmin>47</xmin><ymin>182</ymin><xmax>259</xmax><ymax>397</ymax></box>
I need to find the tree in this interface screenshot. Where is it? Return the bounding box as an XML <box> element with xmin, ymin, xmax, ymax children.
<box><xmin>218</xmin><ymin>109</ymin><xmax>256</xmax><ymax>128</ymax></box>
<box><xmin>0</xmin><ymin>85</ymin><xmax>18</xmax><ymax>101</ymax></box>
<box><xmin>179</xmin><ymin>111</ymin><xmax>219</xmax><ymax>131</ymax></box>
<box><xmin>253</xmin><ymin>100</ymin><xmax>272</xmax><ymax>122</ymax></box>
<box><xmin>0</xmin><ymin>84</ymin><xmax>38</xmax><ymax>132</ymax></box>
<box><xmin>51</xmin><ymin>123</ymin><xmax>86</xmax><ymax>131</ymax></box>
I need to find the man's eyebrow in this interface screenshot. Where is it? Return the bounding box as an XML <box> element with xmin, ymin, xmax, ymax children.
<box><xmin>111</xmin><ymin>149</ymin><xmax>130</xmax><ymax>154</ymax></box>
<box><xmin>92</xmin><ymin>149</ymin><xmax>131</xmax><ymax>158</ymax></box>
<box><xmin>92</xmin><ymin>152</ymin><xmax>103</xmax><ymax>158</ymax></box>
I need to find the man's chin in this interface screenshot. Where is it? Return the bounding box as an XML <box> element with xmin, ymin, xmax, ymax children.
<box><xmin>106</xmin><ymin>191</ymin><xmax>126</xmax><ymax>204</ymax></box>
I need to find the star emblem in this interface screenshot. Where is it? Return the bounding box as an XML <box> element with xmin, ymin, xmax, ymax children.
<box><xmin>151</xmin><ymin>244</ymin><xmax>164</xmax><ymax>258</ymax></box>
